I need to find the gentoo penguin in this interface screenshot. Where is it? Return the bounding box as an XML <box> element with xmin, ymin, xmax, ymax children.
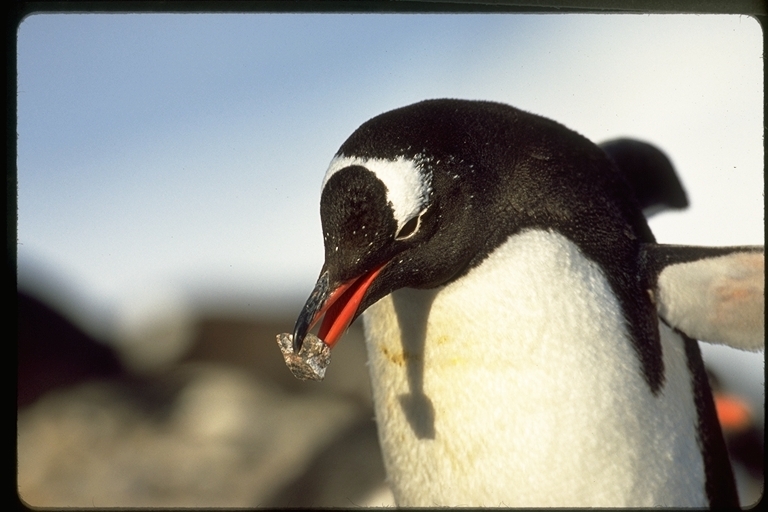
<box><xmin>287</xmin><ymin>99</ymin><xmax>764</xmax><ymax>507</ymax></box>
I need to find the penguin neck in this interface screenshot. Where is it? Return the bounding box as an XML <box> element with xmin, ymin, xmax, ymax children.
<box><xmin>361</xmin><ymin>229</ymin><xmax>706</xmax><ymax>507</ymax></box>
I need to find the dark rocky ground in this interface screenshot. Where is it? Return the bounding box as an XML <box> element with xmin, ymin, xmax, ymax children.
<box><xmin>17</xmin><ymin>289</ymin><xmax>394</xmax><ymax>508</ymax></box>
<box><xmin>16</xmin><ymin>289</ymin><xmax>763</xmax><ymax>507</ymax></box>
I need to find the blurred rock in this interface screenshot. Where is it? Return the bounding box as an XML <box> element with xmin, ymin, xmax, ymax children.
<box><xmin>112</xmin><ymin>284</ymin><xmax>195</xmax><ymax>373</ymax></box>
<box><xmin>17</xmin><ymin>290</ymin><xmax>123</xmax><ymax>408</ymax></box>
<box><xmin>18</xmin><ymin>363</ymin><xmax>370</xmax><ymax>507</ymax></box>
<box><xmin>17</xmin><ymin>289</ymin><xmax>392</xmax><ymax>507</ymax></box>
<box><xmin>267</xmin><ymin>416</ymin><xmax>389</xmax><ymax>507</ymax></box>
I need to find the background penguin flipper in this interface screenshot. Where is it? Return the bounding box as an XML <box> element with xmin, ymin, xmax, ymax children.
<box><xmin>599</xmin><ymin>138</ymin><xmax>688</xmax><ymax>218</ymax></box>
<box><xmin>642</xmin><ymin>244</ymin><xmax>765</xmax><ymax>350</ymax></box>
<box><xmin>607</xmin><ymin>138</ymin><xmax>763</xmax><ymax>348</ymax></box>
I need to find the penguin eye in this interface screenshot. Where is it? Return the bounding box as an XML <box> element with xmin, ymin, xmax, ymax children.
<box><xmin>395</xmin><ymin>215</ymin><xmax>420</xmax><ymax>240</ymax></box>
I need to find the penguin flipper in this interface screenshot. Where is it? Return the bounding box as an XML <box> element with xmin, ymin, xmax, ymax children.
<box><xmin>600</xmin><ymin>138</ymin><xmax>688</xmax><ymax>218</ymax></box>
<box><xmin>642</xmin><ymin>244</ymin><xmax>764</xmax><ymax>350</ymax></box>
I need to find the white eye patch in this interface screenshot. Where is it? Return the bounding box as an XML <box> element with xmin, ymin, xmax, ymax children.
<box><xmin>323</xmin><ymin>154</ymin><xmax>432</xmax><ymax>233</ymax></box>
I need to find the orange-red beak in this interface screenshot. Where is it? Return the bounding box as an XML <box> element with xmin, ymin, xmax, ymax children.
<box><xmin>292</xmin><ymin>263</ymin><xmax>386</xmax><ymax>352</ymax></box>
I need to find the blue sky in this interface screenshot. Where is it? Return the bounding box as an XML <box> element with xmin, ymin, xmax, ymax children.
<box><xmin>16</xmin><ymin>14</ymin><xmax>764</xmax><ymax>390</ymax></box>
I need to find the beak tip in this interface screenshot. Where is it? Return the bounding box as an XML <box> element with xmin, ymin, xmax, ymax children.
<box><xmin>292</xmin><ymin>332</ymin><xmax>304</xmax><ymax>353</ymax></box>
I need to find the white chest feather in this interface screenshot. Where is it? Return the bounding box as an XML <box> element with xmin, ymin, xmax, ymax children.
<box><xmin>362</xmin><ymin>229</ymin><xmax>706</xmax><ymax>507</ymax></box>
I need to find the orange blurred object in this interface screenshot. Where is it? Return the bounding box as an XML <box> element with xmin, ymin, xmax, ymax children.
<box><xmin>713</xmin><ymin>393</ymin><xmax>752</xmax><ymax>433</ymax></box>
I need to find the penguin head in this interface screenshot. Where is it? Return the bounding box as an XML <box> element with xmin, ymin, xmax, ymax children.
<box><xmin>291</xmin><ymin>99</ymin><xmax>653</xmax><ymax>352</ymax></box>
<box><xmin>292</xmin><ymin>149</ymin><xmax>478</xmax><ymax>351</ymax></box>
